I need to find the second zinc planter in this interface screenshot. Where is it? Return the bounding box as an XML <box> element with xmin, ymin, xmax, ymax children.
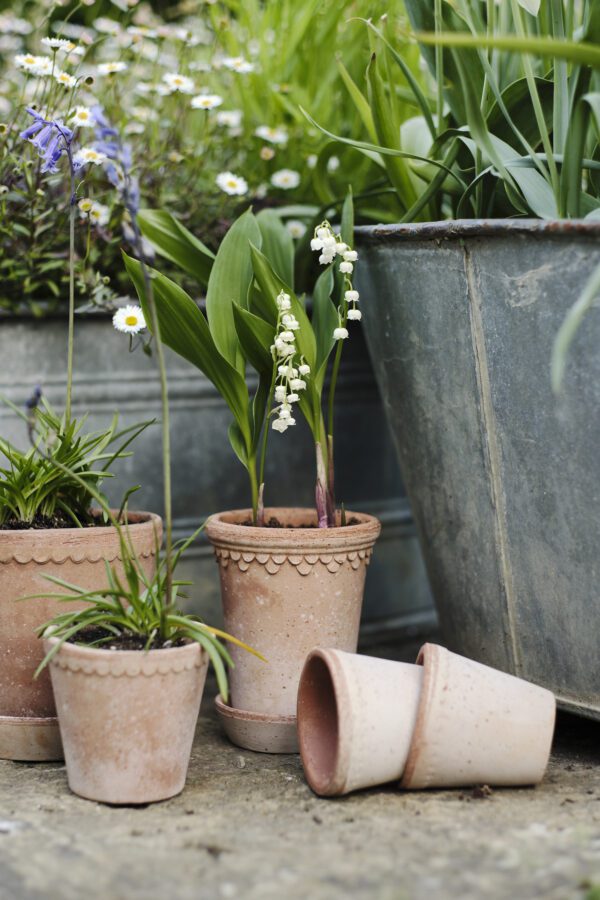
<box><xmin>207</xmin><ymin>508</ymin><xmax>381</xmax><ymax>753</ymax></box>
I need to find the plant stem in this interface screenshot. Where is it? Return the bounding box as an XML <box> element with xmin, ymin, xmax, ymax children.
<box><xmin>257</xmin><ymin>366</ymin><xmax>277</xmax><ymax>527</ymax></box>
<box><xmin>248</xmin><ymin>458</ymin><xmax>259</xmax><ymax>525</ymax></box>
<box><xmin>315</xmin><ymin>441</ymin><xmax>329</xmax><ymax>528</ymax></box>
<box><xmin>65</xmin><ymin>159</ymin><xmax>76</xmax><ymax>424</ymax></box>
<box><xmin>434</xmin><ymin>0</ymin><xmax>444</xmax><ymax>127</ymax></box>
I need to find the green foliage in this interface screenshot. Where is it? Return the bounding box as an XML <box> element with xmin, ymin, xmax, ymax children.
<box><xmin>0</xmin><ymin>397</ymin><xmax>151</xmax><ymax>526</ymax></box>
<box><xmin>314</xmin><ymin>1</ymin><xmax>600</xmax><ymax>222</ymax></box>
<box><xmin>0</xmin><ymin>0</ymin><xmax>395</xmax><ymax>313</ymax></box>
<box><xmin>31</xmin><ymin>522</ymin><xmax>263</xmax><ymax>702</ymax></box>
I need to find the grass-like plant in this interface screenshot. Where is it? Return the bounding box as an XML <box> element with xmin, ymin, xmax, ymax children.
<box><xmin>0</xmin><ymin>396</ymin><xmax>150</xmax><ymax>527</ymax></box>
<box><xmin>307</xmin><ymin>0</ymin><xmax>600</xmax><ymax>222</ymax></box>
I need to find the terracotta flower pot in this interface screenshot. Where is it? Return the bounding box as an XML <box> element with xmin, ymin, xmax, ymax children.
<box><xmin>0</xmin><ymin>512</ymin><xmax>161</xmax><ymax>762</ymax></box>
<box><xmin>207</xmin><ymin>507</ymin><xmax>381</xmax><ymax>753</ymax></box>
<box><xmin>45</xmin><ymin>637</ymin><xmax>208</xmax><ymax>805</ymax></box>
<box><xmin>298</xmin><ymin>644</ymin><xmax>556</xmax><ymax>796</ymax></box>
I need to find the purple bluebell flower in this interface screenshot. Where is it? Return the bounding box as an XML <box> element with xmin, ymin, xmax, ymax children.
<box><xmin>20</xmin><ymin>108</ymin><xmax>74</xmax><ymax>174</ymax></box>
<box><xmin>91</xmin><ymin>104</ymin><xmax>140</xmax><ymax>214</ymax></box>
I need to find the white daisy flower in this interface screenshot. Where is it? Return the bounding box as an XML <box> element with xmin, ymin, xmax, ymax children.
<box><xmin>271</xmin><ymin>169</ymin><xmax>300</xmax><ymax>190</ymax></box>
<box><xmin>162</xmin><ymin>72</ymin><xmax>194</xmax><ymax>94</ymax></box>
<box><xmin>55</xmin><ymin>70</ymin><xmax>76</xmax><ymax>88</ymax></box>
<box><xmin>78</xmin><ymin>198</ymin><xmax>93</xmax><ymax>214</ymax></box>
<box><xmin>41</xmin><ymin>37</ymin><xmax>76</xmax><ymax>52</ymax></box>
<box><xmin>73</xmin><ymin>147</ymin><xmax>107</xmax><ymax>167</ymax></box>
<box><xmin>255</xmin><ymin>125</ymin><xmax>288</xmax><ymax>145</ymax></box>
<box><xmin>69</xmin><ymin>105</ymin><xmax>94</xmax><ymax>127</ymax></box>
<box><xmin>216</xmin><ymin>171</ymin><xmax>248</xmax><ymax>196</ymax></box>
<box><xmin>15</xmin><ymin>53</ymin><xmax>40</xmax><ymax>73</ymax></box>
<box><xmin>222</xmin><ymin>56</ymin><xmax>254</xmax><ymax>74</ymax></box>
<box><xmin>89</xmin><ymin>202</ymin><xmax>110</xmax><ymax>226</ymax></box>
<box><xmin>286</xmin><ymin>220</ymin><xmax>306</xmax><ymax>239</ymax></box>
<box><xmin>113</xmin><ymin>305</ymin><xmax>146</xmax><ymax>335</ymax></box>
<box><xmin>93</xmin><ymin>18</ymin><xmax>121</xmax><ymax>35</ymax></box>
<box><xmin>191</xmin><ymin>93</ymin><xmax>223</xmax><ymax>110</ymax></box>
<box><xmin>97</xmin><ymin>61</ymin><xmax>128</xmax><ymax>75</ymax></box>
<box><xmin>215</xmin><ymin>109</ymin><xmax>242</xmax><ymax>129</ymax></box>
<box><xmin>260</xmin><ymin>146</ymin><xmax>275</xmax><ymax>161</ymax></box>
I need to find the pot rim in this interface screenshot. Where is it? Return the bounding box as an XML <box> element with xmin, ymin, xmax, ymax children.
<box><xmin>206</xmin><ymin>507</ymin><xmax>381</xmax><ymax>553</ymax></box>
<box><xmin>355</xmin><ymin>218</ymin><xmax>600</xmax><ymax>244</ymax></box>
<box><xmin>0</xmin><ymin>509</ymin><xmax>161</xmax><ymax>539</ymax></box>
<box><xmin>43</xmin><ymin>634</ymin><xmax>206</xmax><ymax>673</ymax></box>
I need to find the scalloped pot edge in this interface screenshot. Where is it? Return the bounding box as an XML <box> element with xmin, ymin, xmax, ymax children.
<box><xmin>0</xmin><ymin>512</ymin><xmax>162</xmax><ymax>565</ymax></box>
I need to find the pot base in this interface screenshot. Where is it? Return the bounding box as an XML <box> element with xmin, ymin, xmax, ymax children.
<box><xmin>215</xmin><ymin>695</ymin><xmax>298</xmax><ymax>753</ymax></box>
<box><xmin>0</xmin><ymin>715</ymin><xmax>63</xmax><ymax>762</ymax></box>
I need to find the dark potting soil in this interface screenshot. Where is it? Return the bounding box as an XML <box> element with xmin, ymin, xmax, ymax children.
<box><xmin>241</xmin><ymin>516</ymin><xmax>361</xmax><ymax>528</ymax></box>
<box><xmin>68</xmin><ymin>626</ymin><xmax>189</xmax><ymax>652</ymax></box>
<box><xmin>0</xmin><ymin>512</ymin><xmax>105</xmax><ymax>530</ymax></box>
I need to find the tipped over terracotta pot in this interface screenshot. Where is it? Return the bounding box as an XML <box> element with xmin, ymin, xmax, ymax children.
<box><xmin>45</xmin><ymin>637</ymin><xmax>208</xmax><ymax>805</ymax></box>
<box><xmin>0</xmin><ymin>511</ymin><xmax>161</xmax><ymax>762</ymax></box>
<box><xmin>297</xmin><ymin>645</ymin><xmax>556</xmax><ymax>796</ymax></box>
<box><xmin>207</xmin><ymin>508</ymin><xmax>381</xmax><ymax>753</ymax></box>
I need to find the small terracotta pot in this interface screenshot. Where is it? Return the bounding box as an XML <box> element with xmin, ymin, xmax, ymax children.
<box><xmin>298</xmin><ymin>644</ymin><xmax>556</xmax><ymax>796</ymax></box>
<box><xmin>0</xmin><ymin>512</ymin><xmax>161</xmax><ymax>761</ymax></box>
<box><xmin>45</xmin><ymin>637</ymin><xmax>208</xmax><ymax>805</ymax></box>
<box><xmin>207</xmin><ymin>507</ymin><xmax>381</xmax><ymax>753</ymax></box>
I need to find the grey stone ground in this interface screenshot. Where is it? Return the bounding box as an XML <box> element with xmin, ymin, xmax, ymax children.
<box><xmin>0</xmin><ymin>638</ymin><xmax>599</xmax><ymax>900</ymax></box>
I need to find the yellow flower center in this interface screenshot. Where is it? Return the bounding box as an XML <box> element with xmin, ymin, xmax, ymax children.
<box><xmin>125</xmin><ymin>316</ymin><xmax>138</xmax><ymax>326</ymax></box>
<box><xmin>227</xmin><ymin>179</ymin><xmax>237</xmax><ymax>188</ymax></box>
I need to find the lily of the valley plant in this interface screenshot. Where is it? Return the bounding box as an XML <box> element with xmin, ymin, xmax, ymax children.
<box><xmin>125</xmin><ymin>191</ymin><xmax>360</xmax><ymax>527</ymax></box>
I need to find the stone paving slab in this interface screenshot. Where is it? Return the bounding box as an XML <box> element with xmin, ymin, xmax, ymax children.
<box><xmin>0</xmin><ymin>688</ymin><xmax>599</xmax><ymax>900</ymax></box>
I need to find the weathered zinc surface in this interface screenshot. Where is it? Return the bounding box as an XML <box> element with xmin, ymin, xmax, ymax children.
<box><xmin>0</xmin><ymin>669</ymin><xmax>599</xmax><ymax>900</ymax></box>
<box><xmin>356</xmin><ymin>221</ymin><xmax>600</xmax><ymax>717</ymax></box>
<box><xmin>0</xmin><ymin>315</ymin><xmax>432</xmax><ymax>633</ymax></box>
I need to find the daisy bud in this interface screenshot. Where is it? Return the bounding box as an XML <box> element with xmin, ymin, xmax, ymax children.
<box><xmin>347</xmin><ymin>309</ymin><xmax>362</xmax><ymax>321</ymax></box>
<box><xmin>344</xmin><ymin>250</ymin><xmax>358</xmax><ymax>262</ymax></box>
<box><xmin>339</xmin><ymin>261</ymin><xmax>353</xmax><ymax>274</ymax></box>
<box><xmin>333</xmin><ymin>327</ymin><xmax>349</xmax><ymax>340</ymax></box>
<box><xmin>290</xmin><ymin>378</ymin><xmax>306</xmax><ymax>391</ymax></box>
<box><xmin>298</xmin><ymin>363</ymin><xmax>310</xmax><ymax>376</ymax></box>
<box><xmin>345</xmin><ymin>290</ymin><xmax>359</xmax><ymax>303</ymax></box>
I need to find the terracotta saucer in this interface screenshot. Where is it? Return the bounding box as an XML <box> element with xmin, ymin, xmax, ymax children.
<box><xmin>214</xmin><ymin>695</ymin><xmax>299</xmax><ymax>754</ymax></box>
<box><xmin>0</xmin><ymin>715</ymin><xmax>63</xmax><ymax>762</ymax></box>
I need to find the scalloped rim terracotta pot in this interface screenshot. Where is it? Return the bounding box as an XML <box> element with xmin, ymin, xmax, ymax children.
<box><xmin>44</xmin><ymin>637</ymin><xmax>208</xmax><ymax>805</ymax></box>
<box><xmin>207</xmin><ymin>507</ymin><xmax>381</xmax><ymax>753</ymax></box>
<box><xmin>298</xmin><ymin>644</ymin><xmax>556</xmax><ymax>796</ymax></box>
<box><xmin>0</xmin><ymin>511</ymin><xmax>162</xmax><ymax>762</ymax></box>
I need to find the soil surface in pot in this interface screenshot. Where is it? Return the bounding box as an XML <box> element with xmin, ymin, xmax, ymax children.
<box><xmin>66</xmin><ymin>627</ymin><xmax>190</xmax><ymax>652</ymax></box>
<box><xmin>241</xmin><ymin>516</ymin><xmax>361</xmax><ymax>528</ymax></box>
<box><xmin>0</xmin><ymin>512</ymin><xmax>110</xmax><ymax>530</ymax></box>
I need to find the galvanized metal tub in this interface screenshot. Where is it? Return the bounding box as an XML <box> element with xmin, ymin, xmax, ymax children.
<box><xmin>355</xmin><ymin>220</ymin><xmax>600</xmax><ymax>719</ymax></box>
<box><xmin>0</xmin><ymin>312</ymin><xmax>433</xmax><ymax>636</ymax></box>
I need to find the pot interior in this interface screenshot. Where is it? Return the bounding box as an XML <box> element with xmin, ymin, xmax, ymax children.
<box><xmin>297</xmin><ymin>654</ymin><xmax>341</xmax><ymax>796</ymax></box>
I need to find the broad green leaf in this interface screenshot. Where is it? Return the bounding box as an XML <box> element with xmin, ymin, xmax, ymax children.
<box><xmin>415</xmin><ymin>33</ymin><xmax>600</xmax><ymax>70</ymax></box>
<box><xmin>233</xmin><ymin>305</ymin><xmax>274</xmax><ymax>375</ymax></box>
<box><xmin>312</xmin><ymin>266</ymin><xmax>337</xmax><ymax>382</ymax></box>
<box><xmin>367</xmin><ymin>53</ymin><xmax>419</xmax><ymax>212</ymax></box>
<box><xmin>336</xmin><ymin>58</ymin><xmax>377</xmax><ymax>143</ymax></box>
<box><xmin>137</xmin><ymin>209</ymin><xmax>215</xmax><ymax>287</ymax></box>
<box><xmin>256</xmin><ymin>210</ymin><xmax>295</xmax><ymax>287</ymax></box>
<box><xmin>249</xmin><ymin>244</ymin><xmax>317</xmax><ymax>368</ymax></box>
<box><xmin>123</xmin><ymin>253</ymin><xmax>251</xmax><ymax>446</ymax></box>
<box><xmin>205</xmin><ymin>208</ymin><xmax>262</xmax><ymax>374</ymax></box>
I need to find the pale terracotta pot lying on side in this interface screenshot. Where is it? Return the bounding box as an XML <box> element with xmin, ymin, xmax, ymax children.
<box><xmin>298</xmin><ymin>644</ymin><xmax>556</xmax><ymax>796</ymax></box>
<box><xmin>45</xmin><ymin>637</ymin><xmax>208</xmax><ymax>805</ymax></box>
<box><xmin>0</xmin><ymin>512</ymin><xmax>161</xmax><ymax>762</ymax></box>
<box><xmin>207</xmin><ymin>508</ymin><xmax>381</xmax><ymax>753</ymax></box>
